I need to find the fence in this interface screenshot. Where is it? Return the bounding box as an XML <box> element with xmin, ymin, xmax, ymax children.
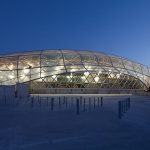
<box><xmin>118</xmin><ymin>97</ymin><xmax>130</xmax><ymax>119</ymax></box>
<box><xmin>0</xmin><ymin>93</ymin><xmax>132</xmax><ymax>119</ymax></box>
<box><xmin>0</xmin><ymin>85</ymin><xmax>15</xmax><ymax>105</ymax></box>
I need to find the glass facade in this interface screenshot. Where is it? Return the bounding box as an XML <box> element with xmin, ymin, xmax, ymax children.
<box><xmin>0</xmin><ymin>49</ymin><xmax>149</xmax><ymax>91</ymax></box>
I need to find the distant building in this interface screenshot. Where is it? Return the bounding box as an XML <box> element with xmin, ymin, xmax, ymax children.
<box><xmin>0</xmin><ymin>49</ymin><xmax>149</xmax><ymax>94</ymax></box>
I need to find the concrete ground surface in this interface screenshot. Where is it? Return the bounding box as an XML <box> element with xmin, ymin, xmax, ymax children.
<box><xmin>0</xmin><ymin>95</ymin><xmax>150</xmax><ymax>150</ymax></box>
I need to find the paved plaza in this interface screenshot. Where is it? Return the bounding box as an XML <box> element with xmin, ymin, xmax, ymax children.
<box><xmin>0</xmin><ymin>95</ymin><xmax>150</xmax><ymax>150</ymax></box>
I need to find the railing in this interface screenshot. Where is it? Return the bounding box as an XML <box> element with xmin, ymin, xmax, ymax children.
<box><xmin>118</xmin><ymin>98</ymin><xmax>131</xmax><ymax>119</ymax></box>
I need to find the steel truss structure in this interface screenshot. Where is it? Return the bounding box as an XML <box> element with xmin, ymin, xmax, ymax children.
<box><xmin>0</xmin><ymin>50</ymin><xmax>150</xmax><ymax>91</ymax></box>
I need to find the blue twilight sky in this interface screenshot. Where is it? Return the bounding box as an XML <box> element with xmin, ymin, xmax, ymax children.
<box><xmin>0</xmin><ymin>0</ymin><xmax>150</xmax><ymax>66</ymax></box>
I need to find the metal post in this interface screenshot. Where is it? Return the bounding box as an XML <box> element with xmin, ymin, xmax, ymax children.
<box><xmin>51</xmin><ymin>97</ymin><xmax>54</xmax><ymax>110</ymax></box>
<box><xmin>94</xmin><ymin>97</ymin><xmax>95</xmax><ymax>108</ymax></box>
<box><xmin>101</xmin><ymin>97</ymin><xmax>103</xmax><ymax>107</ymax></box>
<box><xmin>98</xmin><ymin>97</ymin><xmax>100</xmax><ymax>107</ymax></box>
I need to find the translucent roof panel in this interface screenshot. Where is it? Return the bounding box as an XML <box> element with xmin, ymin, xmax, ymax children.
<box><xmin>79</xmin><ymin>51</ymin><xmax>98</xmax><ymax>65</ymax></box>
<box><xmin>41</xmin><ymin>50</ymin><xmax>63</xmax><ymax>67</ymax></box>
<box><xmin>62</xmin><ymin>50</ymin><xmax>82</xmax><ymax>65</ymax></box>
<box><xmin>0</xmin><ymin>49</ymin><xmax>149</xmax><ymax>88</ymax></box>
<box><xmin>0</xmin><ymin>56</ymin><xmax>18</xmax><ymax>70</ymax></box>
<box><xmin>132</xmin><ymin>62</ymin><xmax>142</xmax><ymax>74</ymax></box>
<box><xmin>94</xmin><ymin>52</ymin><xmax>112</xmax><ymax>67</ymax></box>
<box><xmin>122</xmin><ymin>59</ymin><xmax>134</xmax><ymax>71</ymax></box>
<box><xmin>18</xmin><ymin>55</ymin><xmax>40</xmax><ymax>69</ymax></box>
<box><xmin>141</xmin><ymin>65</ymin><xmax>149</xmax><ymax>76</ymax></box>
<box><xmin>109</xmin><ymin>56</ymin><xmax>124</xmax><ymax>69</ymax></box>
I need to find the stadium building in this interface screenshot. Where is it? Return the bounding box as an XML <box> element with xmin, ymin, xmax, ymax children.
<box><xmin>0</xmin><ymin>49</ymin><xmax>150</xmax><ymax>94</ymax></box>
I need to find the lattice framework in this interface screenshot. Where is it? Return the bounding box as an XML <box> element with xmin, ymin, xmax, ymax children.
<box><xmin>0</xmin><ymin>50</ymin><xmax>149</xmax><ymax>91</ymax></box>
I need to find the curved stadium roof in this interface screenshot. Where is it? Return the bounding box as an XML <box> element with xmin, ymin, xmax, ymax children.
<box><xmin>0</xmin><ymin>49</ymin><xmax>149</xmax><ymax>90</ymax></box>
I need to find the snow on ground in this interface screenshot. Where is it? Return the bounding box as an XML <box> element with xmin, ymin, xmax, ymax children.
<box><xmin>0</xmin><ymin>94</ymin><xmax>150</xmax><ymax>150</ymax></box>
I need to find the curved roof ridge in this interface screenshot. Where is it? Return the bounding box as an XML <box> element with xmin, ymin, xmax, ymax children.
<box><xmin>0</xmin><ymin>49</ymin><xmax>149</xmax><ymax>69</ymax></box>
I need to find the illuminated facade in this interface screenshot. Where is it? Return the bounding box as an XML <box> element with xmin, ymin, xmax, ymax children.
<box><xmin>0</xmin><ymin>50</ymin><xmax>150</xmax><ymax>93</ymax></box>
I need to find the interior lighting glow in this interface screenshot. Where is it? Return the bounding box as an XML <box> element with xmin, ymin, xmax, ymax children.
<box><xmin>85</xmin><ymin>65</ymin><xmax>91</xmax><ymax>70</ymax></box>
<box><xmin>8</xmin><ymin>75</ymin><xmax>14</xmax><ymax>79</ymax></box>
<box><xmin>116</xmin><ymin>74</ymin><xmax>121</xmax><ymax>79</ymax></box>
<box><xmin>23</xmin><ymin>69</ymin><xmax>30</xmax><ymax>74</ymax></box>
<box><xmin>84</xmin><ymin>72</ymin><xmax>89</xmax><ymax>76</ymax></box>
<box><xmin>67</xmin><ymin>76</ymin><xmax>70</xmax><ymax>79</ymax></box>
<box><xmin>41</xmin><ymin>72</ymin><xmax>46</xmax><ymax>78</ymax></box>
<box><xmin>71</xmin><ymin>69</ymin><xmax>76</xmax><ymax>72</ymax></box>
<box><xmin>35</xmin><ymin>68</ymin><xmax>40</xmax><ymax>73</ymax></box>
<box><xmin>55</xmin><ymin>66</ymin><xmax>63</xmax><ymax>71</ymax></box>
<box><xmin>52</xmin><ymin>75</ymin><xmax>57</xmax><ymax>78</ymax></box>
<box><xmin>27</xmin><ymin>63</ymin><xmax>33</xmax><ymax>68</ymax></box>
<box><xmin>20</xmin><ymin>75</ymin><xmax>26</xmax><ymax>79</ymax></box>
<box><xmin>88</xmin><ymin>66</ymin><xmax>91</xmax><ymax>69</ymax></box>
<box><xmin>9</xmin><ymin>64</ymin><xmax>14</xmax><ymax>70</ymax></box>
<box><xmin>98</xmin><ymin>71</ymin><xmax>102</xmax><ymax>75</ymax></box>
<box><xmin>94</xmin><ymin>76</ymin><xmax>99</xmax><ymax>82</ymax></box>
<box><xmin>109</xmin><ymin>74</ymin><xmax>115</xmax><ymax>78</ymax></box>
<box><xmin>81</xmin><ymin>76</ymin><xmax>86</xmax><ymax>80</ymax></box>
